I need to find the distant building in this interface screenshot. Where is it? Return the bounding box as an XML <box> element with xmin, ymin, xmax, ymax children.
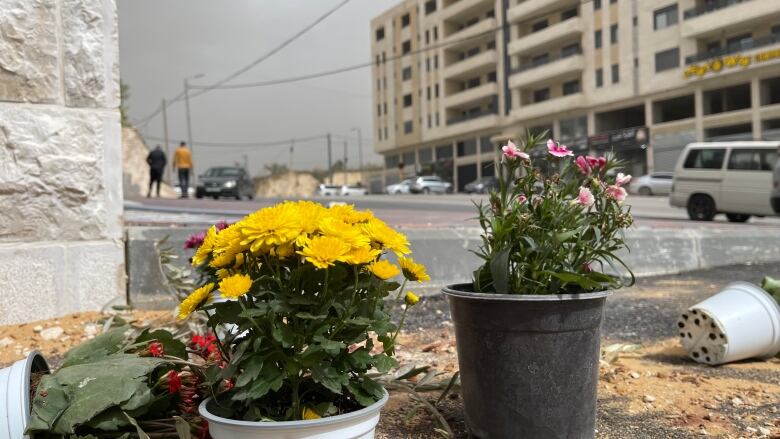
<box><xmin>370</xmin><ymin>0</ymin><xmax>780</xmax><ymax>191</ymax></box>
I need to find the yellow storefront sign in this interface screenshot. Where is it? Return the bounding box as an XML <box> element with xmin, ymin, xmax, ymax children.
<box><xmin>684</xmin><ymin>47</ymin><xmax>780</xmax><ymax>79</ymax></box>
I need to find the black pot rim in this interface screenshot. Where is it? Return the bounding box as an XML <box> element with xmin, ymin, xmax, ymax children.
<box><xmin>442</xmin><ymin>283</ymin><xmax>612</xmax><ymax>302</ymax></box>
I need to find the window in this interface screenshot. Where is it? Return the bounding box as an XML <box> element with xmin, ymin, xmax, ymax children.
<box><xmin>427</xmin><ymin>86</ymin><xmax>431</xmax><ymax>100</ymax></box>
<box><xmin>376</xmin><ymin>79</ymin><xmax>380</xmax><ymax>90</ymax></box>
<box><xmin>561</xmin><ymin>8</ymin><xmax>577</xmax><ymax>20</ymax></box>
<box><xmin>384</xmin><ymin>127</ymin><xmax>388</xmax><ymax>138</ymax></box>
<box><xmin>433</xmin><ymin>26</ymin><xmax>438</xmax><ymax>40</ymax></box>
<box><xmin>706</xmin><ymin>40</ymin><xmax>721</xmax><ymax>54</ymax></box>
<box><xmin>532</xmin><ymin>53</ymin><xmax>550</xmax><ymax>67</ymax></box>
<box><xmin>383</xmin><ymin>102</ymin><xmax>387</xmax><ymax>114</ymax></box>
<box><xmin>435</xmin><ymin>84</ymin><xmax>439</xmax><ymax>97</ymax></box>
<box><xmin>655</xmin><ymin>48</ymin><xmax>679</xmax><ymax>72</ymax></box>
<box><xmin>426</xmin><ymin>58</ymin><xmax>430</xmax><ymax>71</ymax></box>
<box><xmin>611</xmin><ymin>64</ymin><xmax>620</xmax><ymax>83</ymax></box>
<box><xmin>378</xmin><ymin>128</ymin><xmax>382</xmax><ymax>140</ymax></box>
<box><xmin>728</xmin><ymin>149</ymin><xmax>777</xmax><ymax>171</ymax></box>
<box><xmin>382</xmin><ymin>52</ymin><xmax>386</xmax><ymax>63</ymax></box>
<box><xmin>532</xmin><ymin>19</ymin><xmax>549</xmax><ymax>32</ymax></box>
<box><xmin>427</xmin><ymin>115</ymin><xmax>432</xmax><ymax>128</ymax></box>
<box><xmin>425</xmin><ymin>30</ymin><xmax>430</xmax><ymax>44</ymax></box>
<box><xmin>596</xmin><ymin>68</ymin><xmax>603</xmax><ymax>87</ymax></box>
<box><xmin>376</xmin><ymin>27</ymin><xmax>385</xmax><ymax>41</ymax></box>
<box><xmin>403</xmin><ymin>121</ymin><xmax>413</xmax><ymax>134</ymax></box>
<box><xmin>683</xmin><ymin>148</ymin><xmax>726</xmax><ymax>169</ymax></box>
<box><xmin>533</xmin><ymin>88</ymin><xmax>550</xmax><ymax>103</ymax></box>
<box><xmin>726</xmin><ymin>33</ymin><xmax>752</xmax><ymax>51</ymax></box>
<box><xmin>375</xmin><ymin>55</ymin><xmax>380</xmax><ymax>66</ymax></box>
<box><xmin>595</xmin><ymin>30</ymin><xmax>602</xmax><ymax>49</ymax></box>
<box><xmin>487</xmin><ymin>71</ymin><xmax>497</xmax><ymax>82</ymax></box>
<box><xmin>425</xmin><ymin>0</ymin><xmax>436</xmax><ymax>14</ymax></box>
<box><xmin>610</xmin><ymin>24</ymin><xmax>618</xmax><ymax>44</ymax></box>
<box><xmin>561</xmin><ymin>43</ymin><xmax>581</xmax><ymax>57</ymax></box>
<box><xmin>563</xmin><ymin>79</ymin><xmax>580</xmax><ymax>95</ymax></box>
<box><xmin>402</xmin><ymin>66</ymin><xmax>412</xmax><ymax>81</ymax></box>
<box><xmin>594</xmin><ymin>0</ymin><xmax>601</xmax><ymax>10</ymax></box>
<box><xmin>402</xmin><ymin>40</ymin><xmax>411</xmax><ymax>54</ymax></box>
<box><xmin>457</xmin><ymin>139</ymin><xmax>477</xmax><ymax>157</ymax></box>
<box><xmin>654</xmin><ymin>4</ymin><xmax>678</xmax><ymax>30</ymax></box>
<box><xmin>403</xmin><ymin>94</ymin><xmax>412</xmax><ymax>107</ymax></box>
<box><xmin>435</xmin><ymin>112</ymin><xmax>440</xmax><ymax>126</ymax></box>
<box><xmin>377</xmin><ymin>104</ymin><xmax>381</xmax><ymax>117</ymax></box>
<box><xmin>401</xmin><ymin>14</ymin><xmax>410</xmax><ymax>28</ymax></box>
<box><xmin>434</xmin><ymin>55</ymin><xmax>439</xmax><ymax>68</ymax></box>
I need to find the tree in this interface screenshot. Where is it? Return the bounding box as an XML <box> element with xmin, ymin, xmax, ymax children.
<box><xmin>264</xmin><ymin>163</ymin><xmax>289</xmax><ymax>177</ymax></box>
<box><xmin>120</xmin><ymin>81</ymin><xmax>130</xmax><ymax>127</ymax></box>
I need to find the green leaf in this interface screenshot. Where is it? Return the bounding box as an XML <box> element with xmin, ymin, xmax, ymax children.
<box><xmin>294</xmin><ymin>312</ymin><xmax>327</xmax><ymax>320</ymax></box>
<box><xmin>348</xmin><ymin>348</ymin><xmax>372</xmax><ymax>369</ymax></box>
<box><xmin>174</xmin><ymin>416</ymin><xmax>193</xmax><ymax>439</ymax></box>
<box><xmin>554</xmin><ymin>229</ymin><xmax>579</xmax><ymax>244</ymax></box>
<box><xmin>62</xmin><ymin>325</ymin><xmax>131</xmax><ymax>367</ymax></box>
<box><xmin>233</xmin><ymin>363</ymin><xmax>283</xmax><ymax>401</ymax></box>
<box><xmin>134</xmin><ymin>329</ymin><xmax>188</xmax><ymax>360</ymax></box>
<box><xmin>312</xmin><ymin>364</ymin><xmax>348</xmax><ymax>394</ymax></box>
<box><xmin>272</xmin><ymin>322</ymin><xmax>296</xmax><ymax>348</ymax></box>
<box><xmin>124</xmin><ymin>412</ymin><xmax>150</xmax><ymax>439</ymax></box>
<box><xmin>360</xmin><ymin>377</ymin><xmax>385</xmax><ymax>399</ymax></box>
<box><xmin>371</xmin><ymin>353</ymin><xmax>397</xmax><ymax>374</ymax></box>
<box><xmin>549</xmin><ymin>272</ymin><xmax>601</xmax><ymax>290</ymax></box>
<box><xmin>490</xmin><ymin>246</ymin><xmax>511</xmax><ymax>294</ymax></box>
<box><xmin>235</xmin><ymin>356</ymin><xmax>265</xmax><ymax>388</ymax></box>
<box><xmin>346</xmin><ymin>381</ymin><xmax>377</xmax><ymax>407</ymax></box>
<box><xmin>84</xmin><ymin>407</ymin><xmax>129</xmax><ymax>431</ymax></box>
<box><xmin>312</xmin><ymin>335</ymin><xmax>345</xmax><ymax>355</ymax></box>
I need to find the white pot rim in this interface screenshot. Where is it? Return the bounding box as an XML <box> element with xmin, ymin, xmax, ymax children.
<box><xmin>199</xmin><ymin>389</ymin><xmax>389</xmax><ymax>429</ymax></box>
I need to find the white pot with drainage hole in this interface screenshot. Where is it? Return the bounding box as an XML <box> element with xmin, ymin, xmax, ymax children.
<box><xmin>678</xmin><ymin>282</ymin><xmax>780</xmax><ymax>365</ymax></box>
<box><xmin>0</xmin><ymin>351</ymin><xmax>50</xmax><ymax>439</ymax></box>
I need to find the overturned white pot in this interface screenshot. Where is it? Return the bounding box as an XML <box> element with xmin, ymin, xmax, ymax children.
<box><xmin>678</xmin><ymin>282</ymin><xmax>780</xmax><ymax>365</ymax></box>
<box><xmin>0</xmin><ymin>351</ymin><xmax>50</xmax><ymax>439</ymax></box>
<box><xmin>199</xmin><ymin>390</ymin><xmax>389</xmax><ymax>439</ymax></box>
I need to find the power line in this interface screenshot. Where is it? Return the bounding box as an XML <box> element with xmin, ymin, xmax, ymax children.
<box><xmin>141</xmin><ymin>133</ymin><xmax>329</xmax><ymax>149</ymax></box>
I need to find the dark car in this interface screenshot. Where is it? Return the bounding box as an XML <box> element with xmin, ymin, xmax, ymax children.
<box><xmin>464</xmin><ymin>176</ymin><xmax>498</xmax><ymax>194</ymax></box>
<box><xmin>196</xmin><ymin>167</ymin><xmax>254</xmax><ymax>200</ymax></box>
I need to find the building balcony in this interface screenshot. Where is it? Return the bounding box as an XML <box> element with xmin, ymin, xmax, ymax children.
<box><xmin>682</xmin><ymin>0</ymin><xmax>780</xmax><ymax>39</ymax></box>
<box><xmin>507</xmin><ymin>0</ymin><xmax>579</xmax><ymax>23</ymax></box>
<box><xmin>443</xmin><ymin>83</ymin><xmax>500</xmax><ymax>109</ymax></box>
<box><xmin>509</xmin><ymin>52</ymin><xmax>584</xmax><ymax>89</ymax></box>
<box><xmin>685</xmin><ymin>34</ymin><xmax>780</xmax><ymax>64</ymax></box>
<box><xmin>443</xmin><ymin>49</ymin><xmax>498</xmax><ymax>80</ymax></box>
<box><xmin>508</xmin><ymin>16</ymin><xmax>583</xmax><ymax>56</ymax></box>
<box><xmin>443</xmin><ymin>17</ymin><xmax>497</xmax><ymax>51</ymax></box>
<box><xmin>441</xmin><ymin>0</ymin><xmax>493</xmax><ymax>22</ymax></box>
<box><xmin>510</xmin><ymin>93</ymin><xmax>585</xmax><ymax>121</ymax></box>
<box><xmin>443</xmin><ymin>113</ymin><xmax>501</xmax><ymax>137</ymax></box>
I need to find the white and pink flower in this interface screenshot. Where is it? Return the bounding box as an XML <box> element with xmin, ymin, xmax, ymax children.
<box><xmin>615</xmin><ymin>173</ymin><xmax>632</xmax><ymax>187</ymax></box>
<box><xmin>586</xmin><ymin>156</ymin><xmax>607</xmax><ymax>170</ymax></box>
<box><xmin>605</xmin><ymin>185</ymin><xmax>627</xmax><ymax>202</ymax></box>
<box><xmin>575</xmin><ymin>187</ymin><xmax>595</xmax><ymax>207</ymax></box>
<box><xmin>517</xmin><ymin>194</ymin><xmax>528</xmax><ymax>204</ymax></box>
<box><xmin>502</xmin><ymin>140</ymin><xmax>530</xmax><ymax>160</ymax></box>
<box><xmin>547</xmin><ymin>139</ymin><xmax>573</xmax><ymax>158</ymax></box>
<box><xmin>575</xmin><ymin>156</ymin><xmax>592</xmax><ymax>175</ymax></box>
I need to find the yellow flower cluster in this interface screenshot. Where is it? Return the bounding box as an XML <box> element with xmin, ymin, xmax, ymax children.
<box><xmin>178</xmin><ymin>201</ymin><xmax>430</xmax><ymax>320</ymax></box>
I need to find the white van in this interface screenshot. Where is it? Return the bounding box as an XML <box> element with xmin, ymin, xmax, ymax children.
<box><xmin>670</xmin><ymin>142</ymin><xmax>780</xmax><ymax>222</ymax></box>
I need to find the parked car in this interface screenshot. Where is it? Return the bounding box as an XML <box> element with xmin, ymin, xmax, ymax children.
<box><xmin>409</xmin><ymin>176</ymin><xmax>452</xmax><ymax>194</ymax></box>
<box><xmin>670</xmin><ymin>141</ymin><xmax>780</xmax><ymax>222</ymax></box>
<box><xmin>195</xmin><ymin>167</ymin><xmax>254</xmax><ymax>200</ymax></box>
<box><xmin>628</xmin><ymin>172</ymin><xmax>674</xmax><ymax>195</ymax></box>
<box><xmin>385</xmin><ymin>179</ymin><xmax>413</xmax><ymax>195</ymax></box>
<box><xmin>317</xmin><ymin>184</ymin><xmax>341</xmax><ymax>196</ymax></box>
<box><xmin>464</xmin><ymin>176</ymin><xmax>498</xmax><ymax>194</ymax></box>
<box><xmin>341</xmin><ymin>184</ymin><xmax>367</xmax><ymax>196</ymax></box>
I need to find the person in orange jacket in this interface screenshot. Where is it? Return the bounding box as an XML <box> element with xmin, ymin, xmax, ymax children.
<box><xmin>173</xmin><ymin>141</ymin><xmax>193</xmax><ymax>198</ymax></box>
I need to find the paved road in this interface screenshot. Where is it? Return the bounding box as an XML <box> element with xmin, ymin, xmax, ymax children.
<box><xmin>125</xmin><ymin>194</ymin><xmax>780</xmax><ymax>229</ymax></box>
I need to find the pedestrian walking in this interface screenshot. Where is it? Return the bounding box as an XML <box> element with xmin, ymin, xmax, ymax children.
<box><xmin>173</xmin><ymin>141</ymin><xmax>193</xmax><ymax>198</ymax></box>
<box><xmin>146</xmin><ymin>145</ymin><xmax>167</xmax><ymax>198</ymax></box>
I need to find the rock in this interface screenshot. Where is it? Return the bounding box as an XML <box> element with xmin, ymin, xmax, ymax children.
<box><xmin>758</xmin><ymin>427</ymin><xmax>770</xmax><ymax>436</ymax></box>
<box><xmin>0</xmin><ymin>337</ymin><xmax>13</xmax><ymax>347</ymax></box>
<box><xmin>732</xmin><ymin>397</ymin><xmax>744</xmax><ymax>407</ymax></box>
<box><xmin>704</xmin><ymin>403</ymin><xmax>719</xmax><ymax>410</ymax></box>
<box><xmin>703</xmin><ymin>413</ymin><xmax>714</xmax><ymax>421</ymax></box>
<box><xmin>83</xmin><ymin>323</ymin><xmax>100</xmax><ymax>337</ymax></box>
<box><xmin>629</xmin><ymin>371</ymin><xmax>641</xmax><ymax>379</ymax></box>
<box><xmin>32</xmin><ymin>325</ymin><xmax>43</xmax><ymax>333</ymax></box>
<box><xmin>39</xmin><ymin>326</ymin><xmax>64</xmax><ymax>341</ymax></box>
<box><xmin>643</xmin><ymin>394</ymin><xmax>656</xmax><ymax>403</ymax></box>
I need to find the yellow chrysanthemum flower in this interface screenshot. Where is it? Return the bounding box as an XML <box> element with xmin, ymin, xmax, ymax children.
<box><xmin>239</xmin><ymin>202</ymin><xmax>302</xmax><ymax>254</ymax></box>
<box><xmin>302</xmin><ymin>407</ymin><xmax>321</xmax><ymax>420</ymax></box>
<box><xmin>319</xmin><ymin>217</ymin><xmax>370</xmax><ymax>249</ymax></box>
<box><xmin>192</xmin><ymin>226</ymin><xmax>218</xmax><ymax>266</ymax></box>
<box><xmin>219</xmin><ymin>273</ymin><xmax>253</xmax><ymax>299</ymax></box>
<box><xmin>368</xmin><ymin>260</ymin><xmax>400</xmax><ymax>280</ymax></box>
<box><xmin>216</xmin><ymin>269</ymin><xmax>230</xmax><ymax>279</ymax></box>
<box><xmin>271</xmin><ymin>243</ymin><xmax>295</xmax><ymax>259</ymax></box>
<box><xmin>361</xmin><ymin>218</ymin><xmax>411</xmax><ymax>256</ymax></box>
<box><xmin>294</xmin><ymin>201</ymin><xmax>330</xmax><ymax>234</ymax></box>
<box><xmin>404</xmin><ymin>291</ymin><xmax>420</xmax><ymax>306</ymax></box>
<box><xmin>297</xmin><ymin>235</ymin><xmax>352</xmax><ymax>269</ymax></box>
<box><xmin>210</xmin><ymin>224</ymin><xmax>246</xmax><ymax>268</ymax></box>
<box><xmin>178</xmin><ymin>283</ymin><xmax>215</xmax><ymax>320</ymax></box>
<box><xmin>398</xmin><ymin>257</ymin><xmax>431</xmax><ymax>282</ymax></box>
<box><xmin>344</xmin><ymin>246</ymin><xmax>381</xmax><ymax>265</ymax></box>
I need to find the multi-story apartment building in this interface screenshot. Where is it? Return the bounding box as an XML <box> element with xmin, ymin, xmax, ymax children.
<box><xmin>371</xmin><ymin>0</ymin><xmax>780</xmax><ymax>191</ymax></box>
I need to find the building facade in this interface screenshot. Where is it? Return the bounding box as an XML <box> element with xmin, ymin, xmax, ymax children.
<box><xmin>371</xmin><ymin>0</ymin><xmax>780</xmax><ymax>191</ymax></box>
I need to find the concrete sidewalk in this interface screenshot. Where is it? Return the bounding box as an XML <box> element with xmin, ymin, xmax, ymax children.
<box><xmin>126</xmin><ymin>224</ymin><xmax>780</xmax><ymax>308</ymax></box>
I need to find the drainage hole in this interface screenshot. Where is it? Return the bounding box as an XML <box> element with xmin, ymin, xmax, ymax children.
<box><xmin>702</xmin><ymin>314</ymin><xmax>707</xmax><ymax>320</ymax></box>
<box><xmin>682</xmin><ymin>314</ymin><xmax>689</xmax><ymax>320</ymax></box>
<box><xmin>679</xmin><ymin>332</ymin><xmax>686</xmax><ymax>337</ymax></box>
<box><xmin>705</xmin><ymin>356</ymin><xmax>711</xmax><ymax>362</ymax></box>
<box><xmin>692</xmin><ymin>310</ymin><xmax>698</xmax><ymax>315</ymax></box>
<box><xmin>687</xmin><ymin>332</ymin><xmax>692</xmax><ymax>338</ymax></box>
<box><xmin>692</xmin><ymin>351</ymin><xmax>700</xmax><ymax>358</ymax></box>
<box><xmin>678</xmin><ymin>322</ymin><xmax>685</xmax><ymax>328</ymax></box>
<box><xmin>694</xmin><ymin>318</ymin><xmax>700</xmax><ymax>326</ymax></box>
<box><xmin>709</xmin><ymin>333</ymin><xmax>716</xmax><ymax>340</ymax></box>
<box><xmin>702</xmin><ymin>347</ymin><xmax>708</xmax><ymax>354</ymax></box>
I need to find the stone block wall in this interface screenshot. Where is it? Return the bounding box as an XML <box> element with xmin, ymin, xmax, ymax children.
<box><xmin>0</xmin><ymin>0</ymin><xmax>124</xmax><ymax>324</ymax></box>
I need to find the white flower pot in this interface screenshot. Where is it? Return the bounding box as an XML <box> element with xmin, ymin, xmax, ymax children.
<box><xmin>0</xmin><ymin>352</ymin><xmax>50</xmax><ymax>439</ymax></box>
<box><xmin>199</xmin><ymin>390</ymin><xmax>389</xmax><ymax>439</ymax></box>
<box><xmin>678</xmin><ymin>282</ymin><xmax>780</xmax><ymax>365</ymax></box>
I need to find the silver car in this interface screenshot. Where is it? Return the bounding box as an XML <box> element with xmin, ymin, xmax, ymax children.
<box><xmin>409</xmin><ymin>176</ymin><xmax>452</xmax><ymax>194</ymax></box>
<box><xmin>385</xmin><ymin>179</ymin><xmax>412</xmax><ymax>194</ymax></box>
<box><xmin>629</xmin><ymin>172</ymin><xmax>674</xmax><ymax>196</ymax></box>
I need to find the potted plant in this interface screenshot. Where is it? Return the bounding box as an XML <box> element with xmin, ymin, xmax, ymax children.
<box><xmin>0</xmin><ymin>351</ymin><xmax>49</xmax><ymax>439</ymax></box>
<box><xmin>179</xmin><ymin>201</ymin><xmax>426</xmax><ymax>438</ymax></box>
<box><xmin>443</xmin><ymin>134</ymin><xmax>634</xmax><ymax>438</ymax></box>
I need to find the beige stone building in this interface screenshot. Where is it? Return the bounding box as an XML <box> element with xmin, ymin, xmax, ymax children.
<box><xmin>371</xmin><ymin>0</ymin><xmax>780</xmax><ymax>190</ymax></box>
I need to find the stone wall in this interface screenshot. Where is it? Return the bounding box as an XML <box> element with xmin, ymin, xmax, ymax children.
<box><xmin>0</xmin><ymin>0</ymin><xmax>124</xmax><ymax>324</ymax></box>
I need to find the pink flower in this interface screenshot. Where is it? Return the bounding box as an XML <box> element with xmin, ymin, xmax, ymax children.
<box><xmin>575</xmin><ymin>156</ymin><xmax>592</xmax><ymax>175</ymax></box>
<box><xmin>517</xmin><ymin>194</ymin><xmax>528</xmax><ymax>204</ymax></box>
<box><xmin>547</xmin><ymin>139</ymin><xmax>573</xmax><ymax>158</ymax></box>
<box><xmin>606</xmin><ymin>185</ymin><xmax>627</xmax><ymax>202</ymax></box>
<box><xmin>184</xmin><ymin>231</ymin><xmax>206</xmax><ymax>249</ymax></box>
<box><xmin>502</xmin><ymin>141</ymin><xmax>530</xmax><ymax>160</ymax></box>
<box><xmin>615</xmin><ymin>173</ymin><xmax>632</xmax><ymax>187</ymax></box>
<box><xmin>586</xmin><ymin>156</ymin><xmax>607</xmax><ymax>170</ymax></box>
<box><xmin>575</xmin><ymin>187</ymin><xmax>595</xmax><ymax>207</ymax></box>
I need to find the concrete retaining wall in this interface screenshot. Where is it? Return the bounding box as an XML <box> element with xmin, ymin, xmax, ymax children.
<box><xmin>127</xmin><ymin>225</ymin><xmax>780</xmax><ymax>307</ymax></box>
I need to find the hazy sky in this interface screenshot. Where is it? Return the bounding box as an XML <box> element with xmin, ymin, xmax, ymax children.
<box><xmin>118</xmin><ymin>0</ymin><xmax>398</xmax><ymax>177</ymax></box>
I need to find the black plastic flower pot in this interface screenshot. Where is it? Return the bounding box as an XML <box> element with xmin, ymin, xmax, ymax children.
<box><xmin>442</xmin><ymin>284</ymin><xmax>610</xmax><ymax>439</ymax></box>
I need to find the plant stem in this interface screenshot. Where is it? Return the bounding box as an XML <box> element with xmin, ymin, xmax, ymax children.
<box><xmin>292</xmin><ymin>378</ymin><xmax>301</xmax><ymax>420</ymax></box>
<box><xmin>391</xmin><ymin>305</ymin><xmax>409</xmax><ymax>343</ymax></box>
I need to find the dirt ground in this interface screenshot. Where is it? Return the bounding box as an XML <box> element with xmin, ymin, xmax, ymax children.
<box><xmin>2</xmin><ymin>263</ymin><xmax>779</xmax><ymax>438</ymax></box>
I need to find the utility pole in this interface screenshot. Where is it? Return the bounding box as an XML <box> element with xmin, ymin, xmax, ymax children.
<box><xmin>243</xmin><ymin>154</ymin><xmax>248</xmax><ymax>173</ymax></box>
<box><xmin>326</xmin><ymin>133</ymin><xmax>332</xmax><ymax>184</ymax></box>
<box><xmin>352</xmin><ymin>127</ymin><xmax>363</xmax><ymax>171</ymax></box>
<box><xmin>343</xmin><ymin>140</ymin><xmax>348</xmax><ymax>185</ymax></box>
<box><xmin>183</xmin><ymin>73</ymin><xmax>203</xmax><ymax>184</ymax></box>
<box><xmin>289</xmin><ymin>139</ymin><xmax>295</xmax><ymax>170</ymax></box>
<box><xmin>161</xmin><ymin>98</ymin><xmax>170</xmax><ymax>184</ymax></box>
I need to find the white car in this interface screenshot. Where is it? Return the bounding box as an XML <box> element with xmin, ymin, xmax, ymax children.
<box><xmin>317</xmin><ymin>184</ymin><xmax>341</xmax><ymax>196</ymax></box>
<box><xmin>628</xmin><ymin>172</ymin><xmax>674</xmax><ymax>196</ymax></box>
<box><xmin>385</xmin><ymin>179</ymin><xmax>412</xmax><ymax>194</ymax></box>
<box><xmin>341</xmin><ymin>184</ymin><xmax>367</xmax><ymax>196</ymax></box>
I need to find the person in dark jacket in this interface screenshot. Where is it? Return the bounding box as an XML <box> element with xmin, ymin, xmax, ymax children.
<box><xmin>146</xmin><ymin>145</ymin><xmax>167</xmax><ymax>197</ymax></box>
